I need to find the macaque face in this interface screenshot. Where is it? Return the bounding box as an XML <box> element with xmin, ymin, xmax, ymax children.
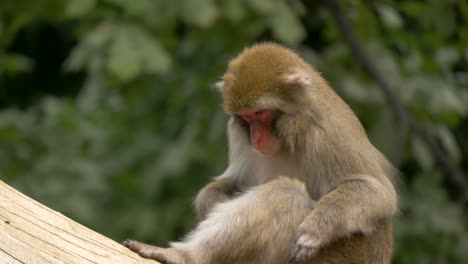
<box><xmin>218</xmin><ymin>43</ymin><xmax>312</xmax><ymax>156</ymax></box>
<box><xmin>236</xmin><ymin>108</ymin><xmax>282</xmax><ymax>156</ymax></box>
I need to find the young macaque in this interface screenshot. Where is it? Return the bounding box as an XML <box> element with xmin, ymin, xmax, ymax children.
<box><xmin>125</xmin><ymin>43</ymin><xmax>397</xmax><ymax>264</ymax></box>
<box><xmin>124</xmin><ymin>177</ymin><xmax>313</xmax><ymax>264</ymax></box>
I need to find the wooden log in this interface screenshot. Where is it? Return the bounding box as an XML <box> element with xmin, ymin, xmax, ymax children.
<box><xmin>0</xmin><ymin>180</ymin><xmax>158</xmax><ymax>263</ymax></box>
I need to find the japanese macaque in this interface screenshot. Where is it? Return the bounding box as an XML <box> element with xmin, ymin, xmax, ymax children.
<box><xmin>125</xmin><ymin>43</ymin><xmax>397</xmax><ymax>264</ymax></box>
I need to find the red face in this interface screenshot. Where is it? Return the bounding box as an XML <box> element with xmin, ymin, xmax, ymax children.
<box><xmin>238</xmin><ymin>109</ymin><xmax>281</xmax><ymax>156</ymax></box>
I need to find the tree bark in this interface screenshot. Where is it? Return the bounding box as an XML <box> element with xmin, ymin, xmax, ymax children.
<box><xmin>0</xmin><ymin>180</ymin><xmax>158</xmax><ymax>263</ymax></box>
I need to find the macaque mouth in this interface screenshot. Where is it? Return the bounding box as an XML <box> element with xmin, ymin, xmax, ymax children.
<box><xmin>236</xmin><ymin>109</ymin><xmax>281</xmax><ymax>155</ymax></box>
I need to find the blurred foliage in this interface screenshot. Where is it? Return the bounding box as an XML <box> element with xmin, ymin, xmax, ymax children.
<box><xmin>0</xmin><ymin>0</ymin><xmax>467</xmax><ymax>263</ymax></box>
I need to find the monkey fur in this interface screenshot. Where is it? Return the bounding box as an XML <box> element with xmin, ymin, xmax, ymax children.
<box><xmin>125</xmin><ymin>177</ymin><xmax>313</xmax><ymax>264</ymax></box>
<box><xmin>125</xmin><ymin>43</ymin><xmax>397</xmax><ymax>264</ymax></box>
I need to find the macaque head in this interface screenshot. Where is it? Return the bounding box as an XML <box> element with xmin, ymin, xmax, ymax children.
<box><xmin>216</xmin><ymin>43</ymin><xmax>317</xmax><ymax>156</ymax></box>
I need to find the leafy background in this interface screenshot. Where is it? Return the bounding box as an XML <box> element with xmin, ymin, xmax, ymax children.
<box><xmin>0</xmin><ymin>0</ymin><xmax>467</xmax><ymax>263</ymax></box>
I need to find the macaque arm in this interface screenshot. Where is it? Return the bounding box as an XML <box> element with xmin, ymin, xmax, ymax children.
<box><xmin>193</xmin><ymin>115</ymin><xmax>252</xmax><ymax>221</ymax></box>
<box><xmin>290</xmin><ymin>174</ymin><xmax>397</xmax><ymax>262</ymax></box>
<box><xmin>194</xmin><ymin>176</ymin><xmax>239</xmax><ymax>220</ymax></box>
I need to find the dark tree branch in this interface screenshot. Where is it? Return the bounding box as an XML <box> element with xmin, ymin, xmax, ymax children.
<box><xmin>321</xmin><ymin>0</ymin><xmax>468</xmax><ymax>202</ymax></box>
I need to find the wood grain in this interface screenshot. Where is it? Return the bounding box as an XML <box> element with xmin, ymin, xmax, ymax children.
<box><xmin>0</xmin><ymin>180</ymin><xmax>158</xmax><ymax>264</ymax></box>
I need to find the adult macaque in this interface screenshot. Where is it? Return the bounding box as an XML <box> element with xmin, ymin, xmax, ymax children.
<box><xmin>125</xmin><ymin>43</ymin><xmax>397</xmax><ymax>264</ymax></box>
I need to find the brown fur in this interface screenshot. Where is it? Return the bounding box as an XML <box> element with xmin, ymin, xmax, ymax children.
<box><xmin>125</xmin><ymin>43</ymin><xmax>397</xmax><ymax>264</ymax></box>
<box><xmin>125</xmin><ymin>177</ymin><xmax>314</xmax><ymax>264</ymax></box>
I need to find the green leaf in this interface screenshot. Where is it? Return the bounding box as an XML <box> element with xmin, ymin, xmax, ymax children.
<box><xmin>436</xmin><ymin>125</ymin><xmax>461</xmax><ymax>163</ymax></box>
<box><xmin>107</xmin><ymin>26</ymin><xmax>141</xmax><ymax>82</ymax></box>
<box><xmin>411</xmin><ymin>137</ymin><xmax>434</xmax><ymax>170</ymax></box>
<box><xmin>65</xmin><ymin>22</ymin><xmax>112</xmax><ymax>72</ymax></box>
<box><xmin>375</xmin><ymin>3</ymin><xmax>403</xmax><ymax>29</ymax></box>
<box><xmin>355</xmin><ymin>2</ymin><xmax>379</xmax><ymax>37</ymax></box>
<box><xmin>106</xmin><ymin>24</ymin><xmax>171</xmax><ymax>82</ymax></box>
<box><xmin>247</xmin><ymin>0</ymin><xmax>278</xmax><ymax>14</ymax></box>
<box><xmin>430</xmin><ymin>1</ymin><xmax>456</xmax><ymax>38</ymax></box>
<box><xmin>368</xmin><ymin>109</ymin><xmax>399</xmax><ymax>162</ymax></box>
<box><xmin>430</xmin><ymin>84</ymin><xmax>467</xmax><ymax>116</ymax></box>
<box><xmin>65</xmin><ymin>0</ymin><xmax>96</xmax><ymax>18</ymax></box>
<box><xmin>221</xmin><ymin>0</ymin><xmax>246</xmax><ymax>23</ymax></box>
<box><xmin>402</xmin><ymin>51</ymin><xmax>422</xmax><ymax>74</ymax></box>
<box><xmin>64</xmin><ymin>43</ymin><xmax>91</xmax><ymax>72</ymax></box>
<box><xmin>0</xmin><ymin>53</ymin><xmax>33</xmax><ymax>74</ymax></box>
<box><xmin>270</xmin><ymin>3</ymin><xmax>305</xmax><ymax>45</ymax></box>
<box><xmin>435</xmin><ymin>47</ymin><xmax>458</xmax><ymax>69</ymax></box>
<box><xmin>140</xmin><ymin>1</ymin><xmax>179</xmax><ymax>29</ymax></box>
<box><xmin>459</xmin><ymin>0</ymin><xmax>468</xmax><ymax>23</ymax></box>
<box><xmin>340</xmin><ymin>76</ymin><xmax>380</xmax><ymax>103</ymax></box>
<box><xmin>0</xmin><ymin>121</ymin><xmax>20</xmax><ymax>143</ymax></box>
<box><xmin>181</xmin><ymin>0</ymin><xmax>218</xmax><ymax>28</ymax></box>
<box><xmin>401</xmin><ymin>2</ymin><xmax>424</xmax><ymax>17</ymax></box>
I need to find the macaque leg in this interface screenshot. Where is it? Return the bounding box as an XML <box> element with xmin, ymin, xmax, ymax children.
<box><xmin>126</xmin><ymin>177</ymin><xmax>314</xmax><ymax>264</ymax></box>
<box><xmin>123</xmin><ymin>240</ymin><xmax>191</xmax><ymax>264</ymax></box>
<box><xmin>194</xmin><ymin>176</ymin><xmax>239</xmax><ymax>220</ymax></box>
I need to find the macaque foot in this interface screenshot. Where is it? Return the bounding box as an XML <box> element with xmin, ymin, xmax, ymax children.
<box><xmin>123</xmin><ymin>239</ymin><xmax>187</xmax><ymax>264</ymax></box>
<box><xmin>123</xmin><ymin>239</ymin><xmax>160</xmax><ymax>258</ymax></box>
<box><xmin>289</xmin><ymin>234</ymin><xmax>321</xmax><ymax>263</ymax></box>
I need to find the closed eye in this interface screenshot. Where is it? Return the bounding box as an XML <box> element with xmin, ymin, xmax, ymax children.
<box><xmin>234</xmin><ymin>115</ymin><xmax>250</xmax><ymax>131</ymax></box>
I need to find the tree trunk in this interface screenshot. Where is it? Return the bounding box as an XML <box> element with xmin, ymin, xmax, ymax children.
<box><xmin>0</xmin><ymin>180</ymin><xmax>158</xmax><ymax>263</ymax></box>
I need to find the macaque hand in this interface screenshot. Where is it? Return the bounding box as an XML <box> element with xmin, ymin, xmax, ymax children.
<box><xmin>195</xmin><ymin>177</ymin><xmax>238</xmax><ymax>220</ymax></box>
<box><xmin>289</xmin><ymin>218</ymin><xmax>328</xmax><ymax>263</ymax></box>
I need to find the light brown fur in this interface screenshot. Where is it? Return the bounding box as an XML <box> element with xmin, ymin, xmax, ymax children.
<box><xmin>125</xmin><ymin>177</ymin><xmax>313</xmax><ymax>264</ymax></box>
<box><xmin>125</xmin><ymin>43</ymin><xmax>397</xmax><ymax>264</ymax></box>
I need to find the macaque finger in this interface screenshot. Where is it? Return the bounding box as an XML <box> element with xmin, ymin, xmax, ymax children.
<box><xmin>289</xmin><ymin>234</ymin><xmax>320</xmax><ymax>263</ymax></box>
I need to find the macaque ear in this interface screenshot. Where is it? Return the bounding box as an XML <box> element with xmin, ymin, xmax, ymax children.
<box><xmin>212</xmin><ymin>80</ymin><xmax>225</xmax><ymax>92</ymax></box>
<box><xmin>280</xmin><ymin>69</ymin><xmax>312</xmax><ymax>89</ymax></box>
